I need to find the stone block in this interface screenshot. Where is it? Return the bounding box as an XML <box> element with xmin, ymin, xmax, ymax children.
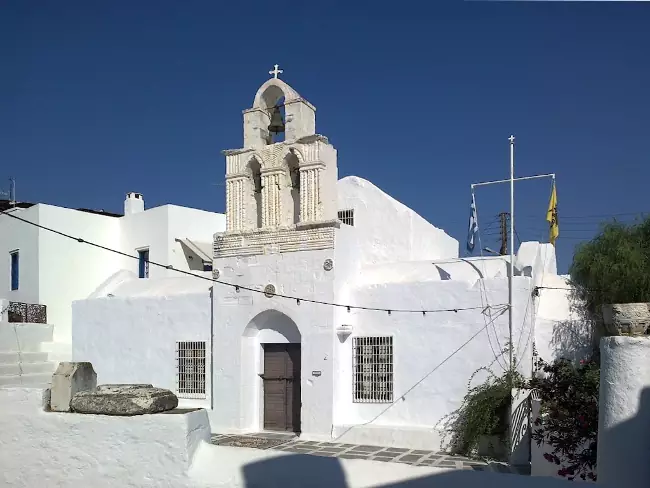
<box><xmin>70</xmin><ymin>384</ymin><xmax>178</xmax><ymax>416</ymax></box>
<box><xmin>50</xmin><ymin>362</ymin><xmax>97</xmax><ymax>412</ymax></box>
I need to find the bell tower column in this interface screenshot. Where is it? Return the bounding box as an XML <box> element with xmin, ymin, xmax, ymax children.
<box><xmin>225</xmin><ymin>175</ymin><xmax>246</xmax><ymax>231</ymax></box>
<box><xmin>261</xmin><ymin>169</ymin><xmax>283</xmax><ymax>228</ymax></box>
<box><xmin>299</xmin><ymin>161</ymin><xmax>326</xmax><ymax>223</ymax></box>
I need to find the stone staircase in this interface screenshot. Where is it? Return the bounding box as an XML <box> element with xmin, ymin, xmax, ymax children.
<box><xmin>0</xmin><ymin>322</ymin><xmax>57</xmax><ymax>388</ymax></box>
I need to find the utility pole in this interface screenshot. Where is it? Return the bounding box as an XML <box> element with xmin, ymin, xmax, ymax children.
<box><xmin>498</xmin><ymin>212</ymin><xmax>509</xmax><ymax>255</ymax></box>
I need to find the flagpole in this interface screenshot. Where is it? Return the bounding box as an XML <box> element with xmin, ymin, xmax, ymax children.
<box><xmin>508</xmin><ymin>135</ymin><xmax>515</xmax><ymax>375</ymax></box>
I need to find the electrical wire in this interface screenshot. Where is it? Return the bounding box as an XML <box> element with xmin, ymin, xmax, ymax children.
<box><xmin>0</xmin><ymin>209</ymin><xmax>508</xmax><ymax>315</ymax></box>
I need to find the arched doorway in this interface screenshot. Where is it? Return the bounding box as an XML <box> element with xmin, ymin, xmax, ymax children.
<box><xmin>243</xmin><ymin>310</ymin><xmax>301</xmax><ymax>433</ymax></box>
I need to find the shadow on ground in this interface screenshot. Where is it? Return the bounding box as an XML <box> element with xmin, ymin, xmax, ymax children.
<box><xmin>241</xmin><ymin>454</ymin><xmax>569</xmax><ymax>488</ymax></box>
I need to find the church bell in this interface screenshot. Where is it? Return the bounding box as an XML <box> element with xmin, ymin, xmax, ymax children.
<box><xmin>267</xmin><ymin>105</ymin><xmax>285</xmax><ymax>135</ymax></box>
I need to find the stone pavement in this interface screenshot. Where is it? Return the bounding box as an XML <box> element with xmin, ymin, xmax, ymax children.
<box><xmin>211</xmin><ymin>432</ymin><xmax>530</xmax><ymax>475</ymax></box>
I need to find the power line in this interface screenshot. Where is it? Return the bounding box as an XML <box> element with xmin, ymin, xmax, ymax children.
<box><xmin>1</xmin><ymin>209</ymin><xmax>508</xmax><ymax>315</ymax></box>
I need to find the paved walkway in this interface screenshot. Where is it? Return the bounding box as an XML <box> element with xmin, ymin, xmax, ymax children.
<box><xmin>211</xmin><ymin>433</ymin><xmax>530</xmax><ymax>475</ymax></box>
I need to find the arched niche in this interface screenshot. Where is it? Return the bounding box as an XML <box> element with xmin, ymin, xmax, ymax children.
<box><xmin>246</xmin><ymin>157</ymin><xmax>263</xmax><ymax>229</ymax></box>
<box><xmin>243</xmin><ymin>309</ymin><xmax>301</xmax><ymax>344</ymax></box>
<box><xmin>283</xmin><ymin>151</ymin><xmax>301</xmax><ymax>225</ymax></box>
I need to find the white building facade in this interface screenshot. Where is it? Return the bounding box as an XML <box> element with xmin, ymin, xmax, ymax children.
<box><xmin>0</xmin><ymin>194</ymin><xmax>225</xmax><ymax>375</ymax></box>
<box><xmin>69</xmin><ymin>72</ymin><xmax>572</xmax><ymax>450</ymax></box>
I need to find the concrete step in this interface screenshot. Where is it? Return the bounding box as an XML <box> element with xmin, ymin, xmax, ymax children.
<box><xmin>0</xmin><ymin>322</ymin><xmax>54</xmax><ymax>352</ymax></box>
<box><xmin>39</xmin><ymin>341</ymin><xmax>71</xmax><ymax>363</ymax></box>
<box><xmin>0</xmin><ymin>372</ymin><xmax>52</xmax><ymax>387</ymax></box>
<box><xmin>0</xmin><ymin>361</ymin><xmax>56</xmax><ymax>376</ymax></box>
<box><xmin>0</xmin><ymin>352</ymin><xmax>49</xmax><ymax>364</ymax></box>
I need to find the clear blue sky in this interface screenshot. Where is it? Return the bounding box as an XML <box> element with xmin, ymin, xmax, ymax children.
<box><xmin>2</xmin><ymin>1</ymin><xmax>649</xmax><ymax>273</ymax></box>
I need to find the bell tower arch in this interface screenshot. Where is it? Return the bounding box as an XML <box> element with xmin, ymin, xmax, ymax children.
<box><xmin>243</xmin><ymin>69</ymin><xmax>316</xmax><ymax>148</ymax></box>
<box><xmin>217</xmin><ymin>66</ymin><xmax>340</xmax><ymax>258</ymax></box>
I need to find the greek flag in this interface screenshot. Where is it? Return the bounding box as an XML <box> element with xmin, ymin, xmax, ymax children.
<box><xmin>466</xmin><ymin>194</ymin><xmax>478</xmax><ymax>253</ymax></box>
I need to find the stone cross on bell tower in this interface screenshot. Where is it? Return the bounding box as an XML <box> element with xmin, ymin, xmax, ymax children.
<box><xmin>269</xmin><ymin>64</ymin><xmax>283</xmax><ymax>79</ymax></box>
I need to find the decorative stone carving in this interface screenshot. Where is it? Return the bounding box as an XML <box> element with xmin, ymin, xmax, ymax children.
<box><xmin>602</xmin><ymin>303</ymin><xmax>650</xmax><ymax>336</ymax></box>
<box><xmin>212</xmin><ymin>268</ymin><xmax>220</xmax><ymax>280</ymax></box>
<box><xmin>70</xmin><ymin>384</ymin><xmax>179</xmax><ymax>416</ymax></box>
<box><xmin>264</xmin><ymin>284</ymin><xmax>276</xmax><ymax>298</ymax></box>
<box><xmin>213</xmin><ymin>223</ymin><xmax>337</xmax><ymax>259</ymax></box>
<box><xmin>50</xmin><ymin>362</ymin><xmax>97</xmax><ymax>412</ymax></box>
<box><xmin>323</xmin><ymin>258</ymin><xmax>333</xmax><ymax>271</ymax></box>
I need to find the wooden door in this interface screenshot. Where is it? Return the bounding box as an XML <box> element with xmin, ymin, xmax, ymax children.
<box><xmin>262</xmin><ymin>343</ymin><xmax>301</xmax><ymax>433</ymax></box>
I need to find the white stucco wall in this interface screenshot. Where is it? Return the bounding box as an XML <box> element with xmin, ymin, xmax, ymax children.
<box><xmin>0</xmin><ymin>206</ymin><xmax>41</xmax><ymax>308</ymax></box>
<box><xmin>72</xmin><ymin>284</ymin><xmax>213</xmax><ymax>409</ymax></box>
<box><xmin>211</xmin><ymin>248</ymin><xmax>336</xmax><ymax>438</ymax></box>
<box><xmin>0</xmin><ymin>387</ymin><xmax>210</xmax><ymax>488</ymax></box>
<box><xmin>337</xmin><ymin>176</ymin><xmax>458</xmax><ymax>267</ymax></box>
<box><xmin>597</xmin><ymin>336</ymin><xmax>650</xmax><ymax>487</ymax></box>
<box><xmin>121</xmin><ymin>204</ymin><xmax>225</xmax><ymax>279</ymax></box>
<box><xmin>1</xmin><ymin>199</ymin><xmax>224</xmax><ymax>359</ymax></box>
<box><xmin>330</xmin><ymin>275</ymin><xmax>534</xmax><ymax>449</ymax></box>
<box><xmin>36</xmin><ymin>204</ymin><xmax>123</xmax><ymax>344</ymax></box>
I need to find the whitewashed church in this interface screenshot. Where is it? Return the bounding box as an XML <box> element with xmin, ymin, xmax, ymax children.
<box><xmin>70</xmin><ymin>69</ymin><xmax>577</xmax><ymax>449</ymax></box>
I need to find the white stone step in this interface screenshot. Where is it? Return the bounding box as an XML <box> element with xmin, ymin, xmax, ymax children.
<box><xmin>0</xmin><ymin>361</ymin><xmax>56</xmax><ymax>376</ymax></box>
<box><xmin>39</xmin><ymin>341</ymin><xmax>71</xmax><ymax>362</ymax></box>
<box><xmin>0</xmin><ymin>352</ymin><xmax>49</xmax><ymax>364</ymax></box>
<box><xmin>0</xmin><ymin>323</ymin><xmax>54</xmax><ymax>352</ymax></box>
<box><xmin>0</xmin><ymin>372</ymin><xmax>52</xmax><ymax>387</ymax></box>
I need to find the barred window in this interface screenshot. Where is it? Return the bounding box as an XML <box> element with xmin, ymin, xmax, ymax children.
<box><xmin>176</xmin><ymin>341</ymin><xmax>206</xmax><ymax>399</ymax></box>
<box><xmin>338</xmin><ymin>209</ymin><xmax>354</xmax><ymax>226</ymax></box>
<box><xmin>353</xmin><ymin>336</ymin><xmax>393</xmax><ymax>403</ymax></box>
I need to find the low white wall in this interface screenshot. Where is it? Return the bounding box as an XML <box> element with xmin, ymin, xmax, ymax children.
<box><xmin>597</xmin><ymin>336</ymin><xmax>650</xmax><ymax>487</ymax></box>
<box><xmin>72</xmin><ymin>291</ymin><xmax>212</xmax><ymax>408</ymax></box>
<box><xmin>0</xmin><ymin>387</ymin><xmax>210</xmax><ymax>488</ymax></box>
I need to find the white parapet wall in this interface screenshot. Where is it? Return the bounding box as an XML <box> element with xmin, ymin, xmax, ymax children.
<box><xmin>0</xmin><ymin>387</ymin><xmax>211</xmax><ymax>488</ymax></box>
<box><xmin>597</xmin><ymin>336</ymin><xmax>650</xmax><ymax>487</ymax></box>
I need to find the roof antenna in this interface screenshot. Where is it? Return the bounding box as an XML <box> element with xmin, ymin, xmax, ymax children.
<box><xmin>9</xmin><ymin>177</ymin><xmax>15</xmax><ymax>206</ymax></box>
<box><xmin>0</xmin><ymin>177</ymin><xmax>15</xmax><ymax>206</ymax></box>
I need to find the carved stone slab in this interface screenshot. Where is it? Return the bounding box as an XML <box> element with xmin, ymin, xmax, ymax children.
<box><xmin>70</xmin><ymin>384</ymin><xmax>178</xmax><ymax>416</ymax></box>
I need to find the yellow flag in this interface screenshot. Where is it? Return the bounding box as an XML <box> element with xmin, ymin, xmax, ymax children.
<box><xmin>546</xmin><ymin>182</ymin><xmax>559</xmax><ymax>245</ymax></box>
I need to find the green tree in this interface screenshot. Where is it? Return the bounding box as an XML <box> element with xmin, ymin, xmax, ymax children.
<box><xmin>569</xmin><ymin>216</ymin><xmax>650</xmax><ymax>313</ymax></box>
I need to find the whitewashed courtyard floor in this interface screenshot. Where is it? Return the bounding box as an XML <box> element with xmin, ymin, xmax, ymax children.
<box><xmin>211</xmin><ymin>433</ymin><xmax>530</xmax><ymax>476</ymax></box>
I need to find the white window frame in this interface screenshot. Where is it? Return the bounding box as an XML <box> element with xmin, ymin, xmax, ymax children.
<box><xmin>352</xmin><ymin>336</ymin><xmax>394</xmax><ymax>403</ymax></box>
<box><xmin>175</xmin><ymin>341</ymin><xmax>207</xmax><ymax>399</ymax></box>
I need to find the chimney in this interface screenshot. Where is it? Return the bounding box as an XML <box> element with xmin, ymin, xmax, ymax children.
<box><xmin>124</xmin><ymin>192</ymin><xmax>144</xmax><ymax>215</ymax></box>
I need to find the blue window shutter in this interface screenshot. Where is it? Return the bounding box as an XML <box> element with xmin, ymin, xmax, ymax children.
<box><xmin>138</xmin><ymin>249</ymin><xmax>149</xmax><ymax>279</ymax></box>
<box><xmin>10</xmin><ymin>252</ymin><xmax>19</xmax><ymax>290</ymax></box>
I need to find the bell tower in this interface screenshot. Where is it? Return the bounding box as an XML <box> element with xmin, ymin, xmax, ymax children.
<box><xmin>215</xmin><ymin>66</ymin><xmax>340</xmax><ymax>259</ymax></box>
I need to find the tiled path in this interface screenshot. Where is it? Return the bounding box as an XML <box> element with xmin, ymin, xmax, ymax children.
<box><xmin>211</xmin><ymin>432</ymin><xmax>530</xmax><ymax>475</ymax></box>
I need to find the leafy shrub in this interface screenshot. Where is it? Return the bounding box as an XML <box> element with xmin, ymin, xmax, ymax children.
<box><xmin>570</xmin><ymin>218</ymin><xmax>650</xmax><ymax>313</ymax></box>
<box><xmin>444</xmin><ymin>369</ymin><xmax>524</xmax><ymax>458</ymax></box>
<box><xmin>530</xmin><ymin>358</ymin><xmax>600</xmax><ymax>482</ymax></box>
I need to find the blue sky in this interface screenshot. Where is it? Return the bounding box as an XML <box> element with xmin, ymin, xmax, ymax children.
<box><xmin>2</xmin><ymin>1</ymin><xmax>648</xmax><ymax>272</ymax></box>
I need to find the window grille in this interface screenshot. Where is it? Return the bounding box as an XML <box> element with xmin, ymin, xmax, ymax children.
<box><xmin>352</xmin><ymin>336</ymin><xmax>393</xmax><ymax>403</ymax></box>
<box><xmin>176</xmin><ymin>341</ymin><xmax>206</xmax><ymax>399</ymax></box>
<box><xmin>338</xmin><ymin>209</ymin><xmax>354</xmax><ymax>226</ymax></box>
